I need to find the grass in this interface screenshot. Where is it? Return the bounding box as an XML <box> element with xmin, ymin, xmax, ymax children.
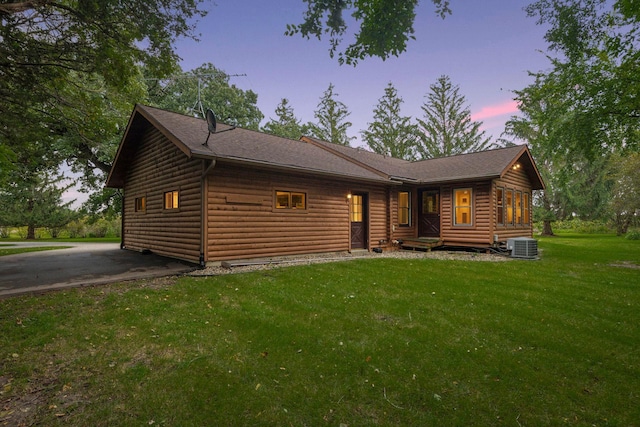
<box><xmin>0</xmin><ymin>245</ymin><xmax>73</xmax><ymax>257</ymax></box>
<box><xmin>1</xmin><ymin>234</ymin><xmax>639</xmax><ymax>426</ymax></box>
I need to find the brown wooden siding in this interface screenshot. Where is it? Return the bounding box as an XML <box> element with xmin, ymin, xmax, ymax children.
<box><xmin>493</xmin><ymin>166</ymin><xmax>534</xmax><ymax>241</ymax></box>
<box><xmin>205</xmin><ymin>164</ymin><xmax>389</xmax><ymax>262</ymax></box>
<box><xmin>439</xmin><ymin>181</ymin><xmax>493</xmax><ymax>245</ymax></box>
<box><xmin>122</xmin><ymin>127</ymin><xmax>202</xmax><ymax>262</ymax></box>
<box><xmin>388</xmin><ymin>188</ymin><xmax>418</xmax><ymax>242</ymax></box>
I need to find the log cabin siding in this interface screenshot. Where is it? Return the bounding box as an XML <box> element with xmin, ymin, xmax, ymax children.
<box><xmin>205</xmin><ymin>164</ymin><xmax>390</xmax><ymax>262</ymax></box>
<box><xmin>389</xmin><ymin>188</ymin><xmax>418</xmax><ymax>241</ymax></box>
<box><xmin>493</xmin><ymin>166</ymin><xmax>534</xmax><ymax>241</ymax></box>
<box><xmin>440</xmin><ymin>181</ymin><xmax>494</xmax><ymax>245</ymax></box>
<box><xmin>122</xmin><ymin>127</ymin><xmax>202</xmax><ymax>262</ymax></box>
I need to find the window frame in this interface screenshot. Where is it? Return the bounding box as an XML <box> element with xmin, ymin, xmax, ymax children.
<box><xmin>274</xmin><ymin>190</ymin><xmax>307</xmax><ymax>211</ymax></box>
<box><xmin>453</xmin><ymin>188</ymin><xmax>473</xmax><ymax>226</ymax></box>
<box><xmin>350</xmin><ymin>194</ymin><xmax>363</xmax><ymax>222</ymax></box>
<box><xmin>516</xmin><ymin>191</ymin><xmax>523</xmax><ymax>225</ymax></box>
<box><xmin>496</xmin><ymin>187</ymin><xmax>504</xmax><ymax>226</ymax></box>
<box><xmin>505</xmin><ymin>189</ymin><xmax>514</xmax><ymax>225</ymax></box>
<box><xmin>398</xmin><ymin>191</ymin><xmax>411</xmax><ymax>226</ymax></box>
<box><xmin>523</xmin><ymin>192</ymin><xmax>530</xmax><ymax>225</ymax></box>
<box><xmin>164</xmin><ymin>190</ymin><xmax>179</xmax><ymax>210</ymax></box>
<box><xmin>134</xmin><ymin>195</ymin><xmax>146</xmax><ymax>213</ymax></box>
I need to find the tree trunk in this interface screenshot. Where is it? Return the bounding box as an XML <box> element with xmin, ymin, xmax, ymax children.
<box><xmin>541</xmin><ymin>220</ymin><xmax>554</xmax><ymax>236</ymax></box>
<box><xmin>27</xmin><ymin>224</ymin><xmax>36</xmax><ymax>239</ymax></box>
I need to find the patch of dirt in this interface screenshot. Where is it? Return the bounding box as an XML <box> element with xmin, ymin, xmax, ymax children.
<box><xmin>609</xmin><ymin>261</ymin><xmax>640</xmax><ymax>270</ymax></box>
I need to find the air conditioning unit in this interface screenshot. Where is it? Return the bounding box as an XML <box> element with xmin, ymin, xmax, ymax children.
<box><xmin>506</xmin><ymin>237</ymin><xmax>538</xmax><ymax>259</ymax></box>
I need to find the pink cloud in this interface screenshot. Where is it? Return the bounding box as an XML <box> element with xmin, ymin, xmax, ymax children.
<box><xmin>471</xmin><ymin>100</ymin><xmax>520</xmax><ymax>121</ymax></box>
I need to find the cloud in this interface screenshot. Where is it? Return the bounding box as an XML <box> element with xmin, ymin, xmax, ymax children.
<box><xmin>471</xmin><ymin>100</ymin><xmax>520</xmax><ymax>122</ymax></box>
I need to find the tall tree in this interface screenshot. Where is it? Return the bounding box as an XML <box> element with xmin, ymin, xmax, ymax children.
<box><xmin>308</xmin><ymin>83</ymin><xmax>354</xmax><ymax>146</ymax></box>
<box><xmin>0</xmin><ymin>157</ymin><xmax>76</xmax><ymax>240</ymax></box>
<box><xmin>148</xmin><ymin>63</ymin><xmax>263</xmax><ymax>130</ymax></box>
<box><xmin>0</xmin><ymin>0</ymin><xmax>207</xmax><ymax>181</ymax></box>
<box><xmin>286</xmin><ymin>0</ymin><xmax>452</xmax><ymax>65</ymax></box>
<box><xmin>262</xmin><ymin>98</ymin><xmax>309</xmax><ymax>139</ymax></box>
<box><xmin>415</xmin><ymin>75</ymin><xmax>493</xmax><ymax>159</ymax></box>
<box><xmin>509</xmin><ymin>0</ymin><xmax>640</xmax><ymax>231</ymax></box>
<box><xmin>608</xmin><ymin>152</ymin><xmax>640</xmax><ymax>235</ymax></box>
<box><xmin>361</xmin><ymin>82</ymin><xmax>418</xmax><ymax>160</ymax></box>
<box><xmin>523</xmin><ymin>0</ymin><xmax>640</xmax><ymax>160</ymax></box>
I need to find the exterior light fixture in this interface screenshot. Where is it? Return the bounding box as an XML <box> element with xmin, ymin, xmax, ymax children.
<box><xmin>512</xmin><ymin>163</ymin><xmax>521</xmax><ymax>170</ymax></box>
<box><xmin>346</xmin><ymin>193</ymin><xmax>352</xmax><ymax>200</ymax></box>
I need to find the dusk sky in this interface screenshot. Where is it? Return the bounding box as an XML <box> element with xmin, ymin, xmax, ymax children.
<box><xmin>173</xmin><ymin>0</ymin><xmax>552</xmax><ymax>145</ymax></box>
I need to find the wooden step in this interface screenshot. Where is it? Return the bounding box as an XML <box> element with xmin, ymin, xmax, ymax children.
<box><xmin>400</xmin><ymin>238</ymin><xmax>443</xmax><ymax>251</ymax></box>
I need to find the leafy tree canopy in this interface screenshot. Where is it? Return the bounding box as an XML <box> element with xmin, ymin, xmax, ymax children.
<box><xmin>0</xmin><ymin>0</ymin><xmax>208</xmax><ymax>181</ymax></box>
<box><xmin>523</xmin><ymin>0</ymin><xmax>640</xmax><ymax>160</ymax></box>
<box><xmin>148</xmin><ymin>63</ymin><xmax>264</xmax><ymax>130</ymax></box>
<box><xmin>416</xmin><ymin>75</ymin><xmax>494</xmax><ymax>159</ymax></box>
<box><xmin>286</xmin><ymin>0</ymin><xmax>451</xmax><ymax>65</ymax></box>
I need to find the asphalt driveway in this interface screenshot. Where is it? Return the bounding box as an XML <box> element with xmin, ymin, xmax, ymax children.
<box><xmin>0</xmin><ymin>242</ymin><xmax>196</xmax><ymax>297</ymax></box>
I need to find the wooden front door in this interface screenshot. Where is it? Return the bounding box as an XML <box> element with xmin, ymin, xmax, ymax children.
<box><xmin>419</xmin><ymin>189</ymin><xmax>440</xmax><ymax>238</ymax></box>
<box><xmin>350</xmin><ymin>194</ymin><xmax>367</xmax><ymax>249</ymax></box>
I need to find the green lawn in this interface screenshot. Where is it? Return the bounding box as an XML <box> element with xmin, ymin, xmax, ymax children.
<box><xmin>1</xmin><ymin>234</ymin><xmax>639</xmax><ymax>426</ymax></box>
<box><xmin>0</xmin><ymin>245</ymin><xmax>73</xmax><ymax>257</ymax></box>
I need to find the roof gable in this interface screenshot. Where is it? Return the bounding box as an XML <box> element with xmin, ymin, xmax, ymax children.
<box><xmin>107</xmin><ymin>105</ymin><xmax>544</xmax><ymax>191</ymax></box>
<box><xmin>107</xmin><ymin>105</ymin><xmax>390</xmax><ymax>188</ymax></box>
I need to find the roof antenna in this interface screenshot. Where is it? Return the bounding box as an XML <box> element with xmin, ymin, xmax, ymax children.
<box><xmin>203</xmin><ymin>109</ymin><xmax>216</xmax><ymax>146</ymax></box>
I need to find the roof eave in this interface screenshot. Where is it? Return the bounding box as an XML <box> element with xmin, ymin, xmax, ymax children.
<box><xmin>203</xmin><ymin>155</ymin><xmax>396</xmax><ymax>185</ymax></box>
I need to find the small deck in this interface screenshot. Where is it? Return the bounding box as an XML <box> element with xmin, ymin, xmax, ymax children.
<box><xmin>400</xmin><ymin>238</ymin><xmax>443</xmax><ymax>251</ymax></box>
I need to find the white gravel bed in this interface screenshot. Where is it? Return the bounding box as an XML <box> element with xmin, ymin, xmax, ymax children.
<box><xmin>190</xmin><ymin>249</ymin><xmax>511</xmax><ymax>277</ymax></box>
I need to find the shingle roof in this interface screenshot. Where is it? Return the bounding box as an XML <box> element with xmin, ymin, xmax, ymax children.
<box><xmin>107</xmin><ymin>105</ymin><xmax>544</xmax><ymax>190</ymax></box>
<box><xmin>107</xmin><ymin>105</ymin><xmax>391</xmax><ymax>188</ymax></box>
<box><xmin>302</xmin><ymin>136</ymin><xmax>544</xmax><ymax>189</ymax></box>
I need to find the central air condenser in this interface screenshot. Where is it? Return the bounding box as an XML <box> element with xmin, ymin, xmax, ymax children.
<box><xmin>506</xmin><ymin>237</ymin><xmax>538</xmax><ymax>259</ymax></box>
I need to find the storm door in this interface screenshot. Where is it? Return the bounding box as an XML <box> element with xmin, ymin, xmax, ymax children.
<box><xmin>350</xmin><ymin>194</ymin><xmax>368</xmax><ymax>249</ymax></box>
<box><xmin>419</xmin><ymin>189</ymin><xmax>440</xmax><ymax>238</ymax></box>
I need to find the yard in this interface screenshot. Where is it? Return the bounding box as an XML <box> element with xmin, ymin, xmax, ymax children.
<box><xmin>1</xmin><ymin>234</ymin><xmax>639</xmax><ymax>426</ymax></box>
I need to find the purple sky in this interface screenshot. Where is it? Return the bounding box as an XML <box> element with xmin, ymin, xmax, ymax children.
<box><xmin>174</xmin><ymin>0</ymin><xmax>551</xmax><ymax>145</ymax></box>
<box><xmin>65</xmin><ymin>1</ymin><xmax>552</xmax><ymax>206</ymax></box>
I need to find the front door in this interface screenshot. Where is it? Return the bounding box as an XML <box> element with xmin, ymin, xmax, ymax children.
<box><xmin>419</xmin><ymin>189</ymin><xmax>440</xmax><ymax>238</ymax></box>
<box><xmin>350</xmin><ymin>194</ymin><xmax>367</xmax><ymax>249</ymax></box>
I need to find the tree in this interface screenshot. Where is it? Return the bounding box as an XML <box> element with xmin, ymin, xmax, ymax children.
<box><xmin>508</xmin><ymin>0</ymin><xmax>640</xmax><ymax>232</ymax></box>
<box><xmin>148</xmin><ymin>63</ymin><xmax>264</xmax><ymax>130</ymax></box>
<box><xmin>308</xmin><ymin>84</ymin><xmax>354</xmax><ymax>146</ymax></box>
<box><xmin>0</xmin><ymin>168</ymin><xmax>76</xmax><ymax>240</ymax></box>
<box><xmin>415</xmin><ymin>75</ymin><xmax>493</xmax><ymax>159</ymax></box>
<box><xmin>609</xmin><ymin>152</ymin><xmax>640</xmax><ymax>235</ymax></box>
<box><xmin>286</xmin><ymin>0</ymin><xmax>452</xmax><ymax>65</ymax></box>
<box><xmin>523</xmin><ymin>0</ymin><xmax>640</xmax><ymax>161</ymax></box>
<box><xmin>262</xmin><ymin>98</ymin><xmax>309</xmax><ymax>139</ymax></box>
<box><xmin>1</xmin><ymin>0</ymin><xmax>207</xmax><ymax>181</ymax></box>
<box><xmin>361</xmin><ymin>82</ymin><xmax>419</xmax><ymax>160</ymax></box>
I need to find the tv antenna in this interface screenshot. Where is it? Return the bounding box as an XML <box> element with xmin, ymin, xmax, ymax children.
<box><xmin>145</xmin><ymin>71</ymin><xmax>247</xmax><ymax>118</ymax></box>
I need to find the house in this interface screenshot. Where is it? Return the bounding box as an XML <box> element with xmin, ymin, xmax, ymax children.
<box><xmin>106</xmin><ymin>105</ymin><xmax>545</xmax><ymax>265</ymax></box>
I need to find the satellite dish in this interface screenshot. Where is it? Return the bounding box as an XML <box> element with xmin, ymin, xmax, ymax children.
<box><xmin>203</xmin><ymin>109</ymin><xmax>217</xmax><ymax>146</ymax></box>
<box><xmin>206</xmin><ymin>109</ymin><xmax>217</xmax><ymax>134</ymax></box>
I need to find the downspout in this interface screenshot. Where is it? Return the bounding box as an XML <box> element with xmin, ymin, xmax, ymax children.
<box><xmin>118</xmin><ymin>189</ymin><xmax>125</xmax><ymax>250</ymax></box>
<box><xmin>200</xmin><ymin>159</ymin><xmax>217</xmax><ymax>267</ymax></box>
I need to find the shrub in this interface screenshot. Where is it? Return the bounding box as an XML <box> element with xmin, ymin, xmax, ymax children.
<box><xmin>625</xmin><ymin>230</ymin><xmax>640</xmax><ymax>240</ymax></box>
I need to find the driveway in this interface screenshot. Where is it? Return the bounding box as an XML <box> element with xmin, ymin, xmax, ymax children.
<box><xmin>0</xmin><ymin>242</ymin><xmax>196</xmax><ymax>297</ymax></box>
